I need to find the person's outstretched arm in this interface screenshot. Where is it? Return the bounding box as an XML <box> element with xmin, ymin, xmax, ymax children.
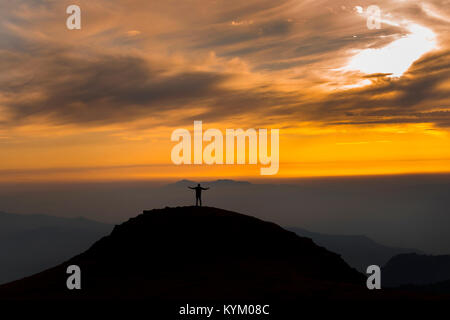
<box><xmin>201</xmin><ymin>187</ymin><xmax>210</xmax><ymax>190</ymax></box>
<box><xmin>188</xmin><ymin>186</ymin><xmax>195</xmax><ymax>189</ymax></box>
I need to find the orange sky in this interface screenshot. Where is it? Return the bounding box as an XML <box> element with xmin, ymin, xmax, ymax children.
<box><xmin>0</xmin><ymin>0</ymin><xmax>449</xmax><ymax>182</ymax></box>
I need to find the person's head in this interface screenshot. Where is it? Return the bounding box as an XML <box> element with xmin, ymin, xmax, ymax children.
<box><xmin>197</xmin><ymin>184</ymin><xmax>200</xmax><ymax>187</ymax></box>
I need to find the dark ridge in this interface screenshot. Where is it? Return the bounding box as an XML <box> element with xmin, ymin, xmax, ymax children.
<box><xmin>0</xmin><ymin>206</ymin><xmax>430</xmax><ymax>300</ymax></box>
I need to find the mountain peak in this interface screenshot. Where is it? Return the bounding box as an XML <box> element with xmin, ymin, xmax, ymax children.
<box><xmin>0</xmin><ymin>206</ymin><xmax>367</xmax><ymax>300</ymax></box>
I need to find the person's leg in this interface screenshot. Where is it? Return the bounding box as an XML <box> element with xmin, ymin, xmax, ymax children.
<box><xmin>196</xmin><ymin>196</ymin><xmax>199</xmax><ymax>206</ymax></box>
<box><xmin>199</xmin><ymin>197</ymin><xmax>202</xmax><ymax>207</ymax></box>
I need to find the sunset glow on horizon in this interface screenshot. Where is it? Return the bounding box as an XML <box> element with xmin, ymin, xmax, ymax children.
<box><xmin>0</xmin><ymin>0</ymin><xmax>449</xmax><ymax>182</ymax></box>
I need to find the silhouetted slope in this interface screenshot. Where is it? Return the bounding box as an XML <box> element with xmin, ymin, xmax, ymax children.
<box><xmin>0</xmin><ymin>207</ymin><xmax>373</xmax><ymax>300</ymax></box>
<box><xmin>383</xmin><ymin>253</ymin><xmax>450</xmax><ymax>287</ymax></box>
<box><xmin>288</xmin><ymin>227</ymin><xmax>421</xmax><ymax>272</ymax></box>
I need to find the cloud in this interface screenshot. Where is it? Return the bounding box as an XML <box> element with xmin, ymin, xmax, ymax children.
<box><xmin>301</xmin><ymin>49</ymin><xmax>450</xmax><ymax>127</ymax></box>
<box><xmin>0</xmin><ymin>0</ymin><xmax>448</xmax><ymax>132</ymax></box>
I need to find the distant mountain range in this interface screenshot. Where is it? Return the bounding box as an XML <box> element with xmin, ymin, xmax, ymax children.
<box><xmin>288</xmin><ymin>228</ymin><xmax>450</xmax><ymax>291</ymax></box>
<box><xmin>383</xmin><ymin>253</ymin><xmax>450</xmax><ymax>287</ymax></box>
<box><xmin>287</xmin><ymin>227</ymin><xmax>422</xmax><ymax>272</ymax></box>
<box><xmin>0</xmin><ymin>211</ymin><xmax>112</xmax><ymax>284</ymax></box>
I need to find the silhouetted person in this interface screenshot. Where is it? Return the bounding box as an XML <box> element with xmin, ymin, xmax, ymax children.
<box><xmin>188</xmin><ymin>184</ymin><xmax>209</xmax><ymax>207</ymax></box>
